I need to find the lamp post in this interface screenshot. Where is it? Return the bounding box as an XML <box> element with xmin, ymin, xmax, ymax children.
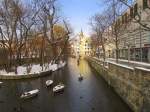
<box><xmin>137</xmin><ymin>7</ymin><xmax>143</xmax><ymax>62</ymax></box>
<box><xmin>126</xmin><ymin>42</ymin><xmax>130</xmax><ymax>63</ymax></box>
<box><xmin>108</xmin><ymin>50</ymin><xmax>111</xmax><ymax>58</ymax></box>
<box><xmin>139</xmin><ymin>25</ymin><xmax>142</xmax><ymax>62</ymax></box>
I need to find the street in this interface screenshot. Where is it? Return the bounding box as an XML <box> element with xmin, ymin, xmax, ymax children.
<box><xmin>0</xmin><ymin>58</ymin><xmax>132</xmax><ymax>112</ymax></box>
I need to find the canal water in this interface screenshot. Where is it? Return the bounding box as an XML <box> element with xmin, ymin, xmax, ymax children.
<box><xmin>0</xmin><ymin>58</ymin><xmax>133</xmax><ymax>112</ymax></box>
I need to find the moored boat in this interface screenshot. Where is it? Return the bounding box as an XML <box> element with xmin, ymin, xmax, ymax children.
<box><xmin>78</xmin><ymin>74</ymin><xmax>83</xmax><ymax>81</ymax></box>
<box><xmin>53</xmin><ymin>83</ymin><xmax>65</xmax><ymax>93</ymax></box>
<box><xmin>0</xmin><ymin>82</ymin><xmax>3</xmax><ymax>86</ymax></box>
<box><xmin>20</xmin><ymin>89</ymin><xmax>39</xmax><ymax>99</ymax></box>
<box><xmin>46</xmin><ymin>80</ymin><xmax>53</xmax><ymax>87</ymax></box>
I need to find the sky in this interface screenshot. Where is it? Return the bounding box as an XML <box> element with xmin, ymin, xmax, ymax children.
<box><xmin>25</xmin><ymin>0</ymin><xmax>104</xmax><ymax>36</ymax></box>
<box><xmin>59</xmin><ymin>0</ymin><xmax>104</xmax><ymax>36</ymax></box>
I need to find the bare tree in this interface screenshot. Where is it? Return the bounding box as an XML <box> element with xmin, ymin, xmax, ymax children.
<box><xmin>0</xmin><ymin>0</ymin><xmax>41</xmax><ymax>68</ymax></box>
<box><xmin>36</xmin><ymin>0</ymin><xmax>72</xmax><ymax>63</ymax></box>
<box><xmin>90</xmin><ymin>34</ymin><xmax>99</xmax><ymax>57</ymax></box>
<box><xmin>56</xmin><ymin>20</ymin><xmax>72</xmax><ymax>61</ymax></box>
<box><xmin>90</xmin><ymin>11</ymin><xmax>112</xmax><ymax>61</ymax></box>
<box><xmin>34</xmin><ymin>0</ymin><xmax>56</xmax><ymax>63</ymax></box>
<box><xmin>0</xmin><ymin>0</ymin><xmax>71</xmax><ymax>70</ymax></box>
<box><xmin>15</xmin><ymin>1</ymin><xmax>40</xmax><ymax>64</ymax></box>
<box><xmin>118</xmin><ymin>0</ymin><xmax>150</xmax><ymax>31</ymax></box>
<box><xmin>0</xmin><ymin>0</ymin><xmax>21</xmax><ymax>67</ymax></box>
<box><xmin>101</xmin><ymin>0</ymin><xmax>124</xmax><ymax>62</ymax></box>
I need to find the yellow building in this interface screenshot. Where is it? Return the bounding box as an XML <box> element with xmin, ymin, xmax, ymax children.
<box><xmin>71</xmin><ymin>30</ymin><xmax>92</xmax><ymax>58</ymax></box>
<box><xmin>78</xmin><ymin>30</ymin><xmax>91</xmax><ymax>57</ymax></box>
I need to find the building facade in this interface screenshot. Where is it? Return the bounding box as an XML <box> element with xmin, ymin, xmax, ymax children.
<box><xmin>112</xmin><ymin>0</ymin><xmax>150</xmax><ymax>62</ymax></box>
<box><xmin>72</xmin><ymin>31</ymin><xmax>92</xmax><ymax>58</ymax></box>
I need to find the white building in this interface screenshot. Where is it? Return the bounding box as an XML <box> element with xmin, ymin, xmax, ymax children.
<box><xmin>72</xmin><ymin>31</ymin><xmax>92</xmax><ymax>57</ymax></box>
<box><xmin>113</xmin><ymin>0</ymin><xmax>150</xmax><ymax>62</ymax></box>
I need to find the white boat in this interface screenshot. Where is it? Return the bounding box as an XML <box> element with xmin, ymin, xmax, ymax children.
<box><xmin>78</xmin><ymin>75</ymin><xmax>83</xmax><ymax>81</ymax></box>
<box><xmin>53</xmin><ymin>83</ymin><xmax>65</xmax><ymax>93</ymax></box>
<box><xmin>20</xmin><ymin>89</ymin><xmax>39</xmax><ymax>99</ymax></box>
<box><xmin>46</xmin><ymin>80</ymin><xmax>53</xmax><ymax>87</ymax></box>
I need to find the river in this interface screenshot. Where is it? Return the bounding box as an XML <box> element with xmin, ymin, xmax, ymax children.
<box><xmin>0</xmin><ymin>58</ymin><xmax>132</xmax><ymax>112</ymax></box>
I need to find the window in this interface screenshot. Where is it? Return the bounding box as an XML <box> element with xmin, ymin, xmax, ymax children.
<box><xmin>143</xmin><ymin>0</ymin><xmax>148</xmax><ymax>9</ymax></box>
<box><xmin>122</xmin><ymin>15</ymin><xmax>124</xmax><ymax>24</ymax></box>
<box><xmin>134</xmin><ymin>3</ymin><xmax>138</xmax><ymax>17</ymax></box>
<box><xmin>118</xmin><ymin>19</ymin><xmax>121</xmax><ymax>26</ymax></box>
<box><xmin>130</xmin><ymin>7</ymin><xmax>134</xmax><ymax>18</ymax></box>
<box><xmin>124</xmin><ymin>13</ymin><xmax>128</xmax><ymax>23</ymax></box>
<box><xmin>127</xmin><ymin>13</ymin><xmax>130</xmax><ymax>22</ymax></box>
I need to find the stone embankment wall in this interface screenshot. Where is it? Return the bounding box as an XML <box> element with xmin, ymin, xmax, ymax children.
<box><xmin>87</xmin><ymin>57</ymin><xmax>150</xmax><ymax>112</ymax></box>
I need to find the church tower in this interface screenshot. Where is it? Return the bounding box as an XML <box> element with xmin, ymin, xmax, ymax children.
<box><xmin>79</xmin><ymin>29</ymin><xmax>84</xmax><ymax>40</ymax></box>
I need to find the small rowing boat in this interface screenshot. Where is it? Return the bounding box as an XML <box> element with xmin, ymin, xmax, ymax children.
<box><xmin>53</xmin><ymin>83</ymin><xmax>65</xmax><ymax>93</ymax></box>
<box><xmin>20</xmin><ymin>89</ymin><xmax>39</xmax><ymax>99</ymax></box>
<box><xmin>46</xmin><ymin>80</ymin><xmax>53</xmax><ymax>87</ymax></box>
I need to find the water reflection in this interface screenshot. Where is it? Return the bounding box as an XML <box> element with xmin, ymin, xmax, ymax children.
<box><xmin>78</xmin><ymin>59</ymin><xmax>91</xmax><ymax>76</ymax></box>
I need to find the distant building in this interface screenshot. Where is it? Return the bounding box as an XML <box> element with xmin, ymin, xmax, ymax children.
<box><xmin>71</xmin><ymin>30</ymin><xmax>92</xmax><ymax>57</ymax></box>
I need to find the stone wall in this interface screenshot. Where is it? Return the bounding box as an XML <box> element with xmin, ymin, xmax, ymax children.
<box><xmin>87</xmin><ymin>57</ymin><xmax>150</xmax><ymax>112</ymax></box>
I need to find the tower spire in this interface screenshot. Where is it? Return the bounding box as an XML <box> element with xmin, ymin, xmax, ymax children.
<box><xmin>79</xmin><ymin>29</ymin><xmax>84</xmax><ymax>39</ymax></box>
<box><xmin>80</xmin><ymin>29</ymin><xmax>84</xmax><ymax>37</ymax></box>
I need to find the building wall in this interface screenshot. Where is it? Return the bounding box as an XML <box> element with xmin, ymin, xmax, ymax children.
<box><xmin>72</xmin><ymin>31</ymin><xmax>92</xmax><ymax>57</ymax></box>
<box><xmin>112</xmin><ymin>0</ymin><xmax>150</xmax><ymax>62</ymax></box>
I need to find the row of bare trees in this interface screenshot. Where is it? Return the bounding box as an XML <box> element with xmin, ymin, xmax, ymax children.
<box><xmin>90</xmin><ymin>0</ymin><xmax>122</xmax><ymax>62</ymax></box>
<box><xmin>90</xmin><ymin>12</ymin><xmax>112</xmax><ymax>61</ymax></box>
<box><xmin>0</xmin><ymin>0</ymin><xmax>71</xmax><ymax>69</ymax></box>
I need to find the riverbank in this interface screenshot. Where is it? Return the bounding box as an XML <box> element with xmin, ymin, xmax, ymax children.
<box><xmin>0</xmin><ymin>61</ymin><xmax>66</xmax><ymax>80</ymax></box>
<box><xmin>86</xmin><ymin>57</ymin><xmax>150</xmax><ymax>112</ymax></box>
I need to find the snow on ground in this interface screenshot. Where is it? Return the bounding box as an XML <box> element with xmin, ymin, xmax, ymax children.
<box><xmin>93</xmin><ymin>57</ymin><xmax>150</xmax><ymax>68</ymax></box>
<box><xmin>93</xmin><ymin>57</ymin><xmax>150</xmax><ymax>71</ymax></box>
<box><xmin>108</xmin><ymin>58</ymin><xmax>150</xmax><ymax>67</ymax></box>
<box><xmin>0</xmin><ymin>61</ymin><xmax>66</xmax><ymax>76</ymax></box>
<box><xmin>135</xmin><ymin>67</ymin><xmax>150</xmax><ymax>72</ymax></box>
<box><xmin>49</xmin><ymin>64</ymin><xmax>58</xmax><ymax>72</ymax></box>
<box><xmin>17</xmin><ymin>66</ymin><xmax>28</xmax><ymax>75</ymax></box>
<box><xmin>58</xmin><ymin>61</ymin><xmax>66</xmax><ymax>69</ymax></box>
<box><xmin>0</xmin><ymin>70</ymin><xmax>16</xmax><ymax>76</ymax></box>
<box><xmin>30</xmin><ymin>64</ymin><xmax>42</xmax><ymax>74</ymax></box>
<box><xmin>108</xmin><ymin>61</ymin><xmax>134</xmax><ymax>70</ymax></box>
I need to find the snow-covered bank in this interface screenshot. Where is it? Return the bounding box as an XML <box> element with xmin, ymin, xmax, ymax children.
<box><xmin>93</xmin><ymin>57</ymin><xmax>150</xmax><ymax>69</ymax></box>
<box><xmin>0</xmin><ymin>61</ymin><xmax>66</xmax><ymax>76</ymax></box>
<box><xmin>107</xmin><ymin>58</ymin><xmax>150</xmax><ymax>68</ymax></box>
